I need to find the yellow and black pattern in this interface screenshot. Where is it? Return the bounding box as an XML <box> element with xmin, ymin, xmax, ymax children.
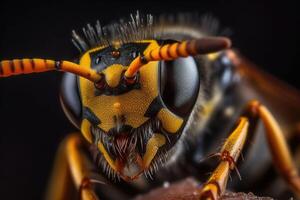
<box><xmin>0</xmin><ymin>12</ymin><xmax>233</xmax><ymax>183</ymax></box>
<box><xmin>76</xmin><ymin>39</ymin><xmax>193</xmax><ymax>180</ymax></box>
<box><xmin>78</xmin><ymin>40</ymin><xmax>184</xmax><ymax>136</ymax></box>
<box><xmin>0</xmin><ymin>59</ymin><xmax>55</xmax><ymax>76</ymax></box>
<box><xmin>125</xmin><ymin>37</ymin><xmax>230</xmax><ymax>78</ymax></box>
<box><xmin>0</xmin><ymin>58</ymin><xmax>101</xmax><ymax>82</ymax></box>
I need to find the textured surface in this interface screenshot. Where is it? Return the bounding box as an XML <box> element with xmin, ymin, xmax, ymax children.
<box><xmin>134</xmin><ymin>178</ymin><xmax>273</xmax><ymax>200</ymax></box>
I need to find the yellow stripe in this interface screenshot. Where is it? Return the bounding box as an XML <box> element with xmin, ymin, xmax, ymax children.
<box><xmin>97</xmin><ymin>141</ymin><xmax>117</xmax><ymax>171</ymax></box>
<box><xmin>143</xmin><ymin>134</ymin><xmax>166</xmax><ymax>168</ymax></box>
<box><xmin>157</xmin><ymin>108</ymin><xmax>183</xmax><ymax>133</ymax></box>
<box><xmin>80</xmin><ymin>119</ymin><xmax>93</xmax><ymax>143</ymax></box>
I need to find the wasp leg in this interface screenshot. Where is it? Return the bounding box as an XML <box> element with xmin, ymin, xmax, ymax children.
<box><xmin>45</xmin><ymin>133</ymin><xmax>99</xmax><ymax>200</ymax></box>
<box><xmin>247</xmin><ymin>101</ymin><xmax>300</xmax><ymax>196</ymax></box>
<box><xmin>198</xmin><ymin>100</ymin><xmax>300</xmax><ymax>199</ymax></box>
<box><xmin>198</xmin><ymin>117</ymin><xmax>249</xmax><ymax>200</ymax></box>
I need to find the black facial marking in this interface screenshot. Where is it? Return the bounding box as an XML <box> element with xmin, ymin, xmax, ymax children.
<box><xmin>89</xmin><ymin>42</ymin><xmax>150</xmax><ymax>72</ymax></box>
<box><xmin>144</xmin><ymin>96</ymin><xmax>164</xmax><ymax>117</ymax></box>
<box><xmin>94</xmin><ymin>71</ymin><xmax>141</xmax><ymax>96</ymax></box>
<box><xmin>108</xmin><ymin>125</ymin><xmax>133</xmax><ymax>136</ymax></box>
<box><xmin>83</xmin><ymin>107</ymin><xmax>101</xmax><ymax>125</ymax></box>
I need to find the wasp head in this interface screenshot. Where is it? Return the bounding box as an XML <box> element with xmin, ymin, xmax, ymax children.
<box><xmin>76</xmin><ymin>40</ymin><xmax>180</xmax><ymax>181</ymax></box>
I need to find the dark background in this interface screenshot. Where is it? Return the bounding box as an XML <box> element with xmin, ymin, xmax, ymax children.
<box><xmin>0</xmin><ymin>1</ymin><xmax>299</xmax><ymax>199</ymax></box>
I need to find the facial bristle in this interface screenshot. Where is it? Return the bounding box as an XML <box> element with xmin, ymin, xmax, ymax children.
<box><xmin>71</xmin><ymin>11</ymin><xmax>154</xmax><ymax>52</ymax></box>
<box><xmin>71</xmin><ymin>12</ymin><xmax>224</xmax><ymax>53</ymax></box>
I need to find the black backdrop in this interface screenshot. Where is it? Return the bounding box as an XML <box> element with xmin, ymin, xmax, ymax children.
<box><xmin>0</xmin><ymin>1</ymin><xmax>299</xmax><ymax>199</ymax></box>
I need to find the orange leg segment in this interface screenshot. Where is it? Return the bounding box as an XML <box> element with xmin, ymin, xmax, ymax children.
<box><xmin>198</xmin><ymin>100</ymin><xmax>300</xmax><ymax>200</ymax></box>
<box><xmin>45</xmin><ymin>134</ymin><xmax>100</xmax><ymax>200</ymax></box>
<box><xmin>199</xmin><ymin>117</ymin><xmax>249</xmax><ymax>200</ymax></box>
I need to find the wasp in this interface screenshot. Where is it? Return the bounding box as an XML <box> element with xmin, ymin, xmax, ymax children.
<box><xmin>1</xmin><ymin>12</ymin><xmax>300</xmax><ymax>200</ymax></box>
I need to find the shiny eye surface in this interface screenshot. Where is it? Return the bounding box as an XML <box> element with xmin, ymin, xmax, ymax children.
<box><xmin>95</xmin><ymin>56</ymin><xmax>102</xmax><ymax>64</ymax></box>
<box><xmin>131</xmin><ymin>51</ymin><xmax>140</xmax><ymax>59</ymax></box>
<box><xmin>160</xmin><ymin>57</ymin><xmax>200</xmax><ymax>117</ymax></box>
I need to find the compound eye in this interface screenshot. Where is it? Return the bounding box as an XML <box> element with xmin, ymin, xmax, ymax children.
<box><xmin>160</xmin><ymin>57</ymin><xmax>200</xmax><ymax>117</ymax></box>
<box><xmin>94</xmin><ymin>74</ymin><xmax>106</xmax><ymax>90</ymax></box>
<box><xmin>95</xmin><ymin>56</ymin><xmax>102</xmax><ymax>64</ymax></box>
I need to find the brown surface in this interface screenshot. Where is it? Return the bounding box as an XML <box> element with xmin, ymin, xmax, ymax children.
<box><xmin>134</xmin><ymin>178</ymin><xmax>273</xmax><ymax>200</ymax></box>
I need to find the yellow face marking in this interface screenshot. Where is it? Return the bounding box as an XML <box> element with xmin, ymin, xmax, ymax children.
<box><xmin>97</xmin><ymin>141</ymin><xmax>117</xmax><ymax>171</ymax></box>
<box><xmin>79</xmin><ymin>50</ymin><xmax>93</xmax><ymax>68</ymax></box>
<box><xmin>157</xmin><ymin>108</ymin><xmax>184</xmax><ymax>133</ymax></box>
<box><xmin>113</xmin><ymin>102</ymin><xmax>122</xmax><ymax>114</ymax></box>
<box><xmin>80</xmin><ymin>119</ymin><xmax>93</xmax><ymax>143</ymax></box>
<box><xmin>143</xmin><ymin>134</ymin><xmax>166</xmax><ymax>168</ymax></box>
<box><xmin>102</xmin><ymin>64</ymin><xmax>125</xmax><ymax>88</ymax></box>
<box><xmin>79</xmin><ymin>40</ymin><xmax>162</xmax><ymax>132</ymax></box>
